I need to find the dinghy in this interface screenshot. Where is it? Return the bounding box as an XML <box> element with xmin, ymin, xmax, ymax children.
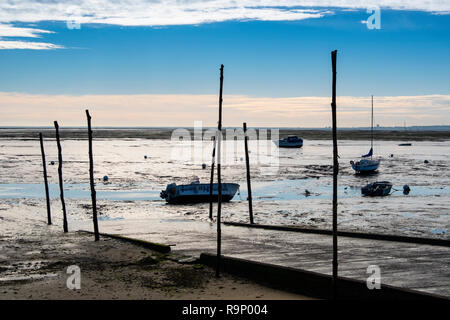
<box><xmin>160</xmin><ymin>179</ymin><xmax>239</xmax><ymax>204</ymax></box>
<box><xmin>351</xmin><ymin>95</ymin><xmax>380</xmax><ymax>173</ymax></box>
<box><xmin>276</xmin><ymin>136</ymin><xmax>303</xmax><ymax>148</ymax></box>
<box><xmin>361</xmin><ymin>181</ymin><xmax>392</xmax><ymax>197</ymax></box>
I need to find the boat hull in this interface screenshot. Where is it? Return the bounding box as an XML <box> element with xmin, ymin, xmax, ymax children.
<box><xmin>161</xmin><ymin>182</ymin><xmax>239</xmax><ymax>204</ymax></box>
<box><xmin>278</xmin><ymin>143</ymin><xmax>303</xmax><ymax>148</ymax></box>
<box><xmin>351</xmin><ymin>159</ymin><xmax>380</xmax><ymax>173</ymax></box>
<box><xmin>166</xmin><ymin>194</ymin><xmax>236</xmax><ymax>204</ymax></box>
<box><xmin>275</xmin><ymin>136</ymin><xmax>303</xmax><ymax>148</ymax></box>
<box><xmin>361</xmin><ymin>181</ymin><xmax>392</xmax><ymax>197</ymax></box>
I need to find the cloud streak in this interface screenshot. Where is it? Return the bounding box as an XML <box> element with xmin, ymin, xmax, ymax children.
<box><xmin>0</xmin><ymin>23</ymin><xmax>63</xmax><ymax>50</ymax></box>
<box><xmin>1</xmin><ymin>92</ymin><xmax>449</xmax><ymax>127</ymax></box>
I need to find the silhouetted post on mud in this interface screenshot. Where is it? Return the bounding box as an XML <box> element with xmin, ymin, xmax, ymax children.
<box><xmin>209</xmin><ymin>136</ymin><xmax>216</xmax><ymax>220</ymax></box>
<box><xmin>86</xmin><ymin>110</ymin><xmax>100</xmax><ymax>241</ymax></box>
<box><xmin>216</xmin><ymin>64</ymin><xmax>224</xmax><ymax>277</ymax></box>
<box><xmin>243</xmin><ymin>122</ymin><xmax>254</xmax><ymax>224</ymax></box>
<box><xmin>331</xmin><ymin>50</ymin><xmax>339</xmax><ymax>299</ymax></box>
<box><xmin>54</xmin><ymin>121</ymin><xmax>68</xmax><ymax>233</ymax></box>
<box><xmin>39</xmin><ymin>133</ymin><xmax>52</xmax><ymax>225</ymax></box>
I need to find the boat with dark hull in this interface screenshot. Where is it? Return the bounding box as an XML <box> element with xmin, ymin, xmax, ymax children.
<box><xmin>361</xmin><ymin>181</ymin><xmax>392</xmax><ymax>197</ymax></box>
<box><xmin>160</xmin><ymin>181</ymin><xmax>239</xmax><ymax>204</ymax></box>
<box><xmin>276</xmin><ymin>136</ymin><xmax>303</xmax><ymax>148</ymax></box>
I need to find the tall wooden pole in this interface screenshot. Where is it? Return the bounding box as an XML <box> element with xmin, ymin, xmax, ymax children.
<box><xmin>39</xmin><ymin>133</ymin><xmax>52</xmax><ymax>225</ymax></box>
<box><xmin>331</xmin><ymin>50</ymin><xmax>339</xmax><ymax>299</ymax></box>
<box><xmin>86</xmin><ymin>110</ymin><xmax>100</xmax><ymax>241</ymax></box>
<box><xmin>209</xmin><ymin>136</ymin><xmax>216</xmax><ymax>220</ymax></box>
<box><xmin>54</xmin><ymin>121</ymin><xmax>68</xmax><ymax>233</ymax></box>
<box><xmin>216</xmin><ymin>64</ymin><xmax>224</xmax><ymax>277</ymax></box>
<box><xmin>243</xmin><ymin>122</ymin><xmax>254</xmax><ymax>224</ymax></box>
<box><xmin>371</xmin><ymin>95</ymin><xmax>374</xmax><ymax>159</ymax></box>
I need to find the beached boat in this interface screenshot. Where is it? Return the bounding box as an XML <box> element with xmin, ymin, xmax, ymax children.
<box><xmin>361</xmin><ymin>181</ymin><xmax>392</xmax><ymax>197</ymax></box>
<box><xmin>276</xmin><ymin>136</ymin><xmax>303</xmax><ymax>148</ymax></box>
<box><xmin>351</xmin><ymin>158</ymin><xmax>380</xmax><ymax>173</ymax></box>
<box><xmin>160</xmin><ymin>180</ymin><xmax>239</xmax><ymax>204</ymax></box>
<box><xmin>351</xmin><ymin>95</ymin><xmax>380</xmax><ymax>173</ymax></box>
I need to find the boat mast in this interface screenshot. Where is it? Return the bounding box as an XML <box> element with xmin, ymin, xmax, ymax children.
<box><xmin>371</xmin><ymin>95</ymin><xmax>373</xmax><ymax>159</ymax></box>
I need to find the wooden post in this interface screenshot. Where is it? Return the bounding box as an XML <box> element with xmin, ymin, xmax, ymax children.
<box><xmin>371</xmin><ymin>95</ymin><xmax>374</xmax><ymax>159</ymax></box>
<box><xmin>243</xmin><ymin>123</ymin><xmax>254</xmax><ymax>224</ymax></box>
<box><xmin>39</xmin><ymin>133</ymin><xmax>52</xmax><ymax>225</ymax></box>
<box><xmin>331</xmin><ymin>50</ymin><xmax>339</xmax><ymax>299</ymax></box>
<box><xmin>209</xmin><ymin>136</ymin><xmax>216</xmax><ymax>220</ymax></box>
<box><xmin>54</xmin><ymin>121</ymin><xmax>68</xmax><ymax>233</ymax></box>
<box><xmin>216</xmin><ymin>64</ymin><xmax>224</xmax><ymax>277</ymax></box>
<box><xmin>86</xmin><ymin>110</ymin><xmax>100</xmax><ymax>241</ymax></box>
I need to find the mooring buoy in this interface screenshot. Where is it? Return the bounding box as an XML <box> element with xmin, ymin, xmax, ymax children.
<box><xmin>403</xmin><ymin>185</ymin><xmax>411</xmax><ymax>195</ymax></box>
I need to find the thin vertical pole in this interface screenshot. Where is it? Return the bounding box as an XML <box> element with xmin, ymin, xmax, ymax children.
<box><xmin>39</xmin><ymin>133</ymin><xmax>52</xmax><ymax>225</ymax></box>
<box><xmin>209</xmin><ymin>136</ymin><xmax>216</xmax><ymax>220</ymax></box>
<box><xmin>216</xmin><ymin>64</ymin><xmax>224</xmax><ymax>278</ymax></box>
<box><xmin>331</xmin><ymin>50</ymin><xmax>339</xmax><ymax>300</ymax></box>
<box><xmin>243</xmin><ymin>122</ymin><xmax>254</xmax><ymax>224</ymax></box>
<box><xmin>371</xmin><ymin>95</ymin><xmax>374</xmax><ymax>159</ymax></box>
<box><xmin>86</xmin><ymin>110</ymin><xmax>100</xmax><ymax>241</ymax></box>
<box><xmin>54</xmin><ymin>121</ymin><xmax>68</xmax><ymax>233</ymax></box>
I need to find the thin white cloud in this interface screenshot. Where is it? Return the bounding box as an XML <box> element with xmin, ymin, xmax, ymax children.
<box><xmin>0</xmin><ymin>40</ymin><xmax>63</xmax><ymax>50</ymax></box>
<box><xmin>0</xmin><ymin>92</ymin><xmax>448</xmax><ymax>127</ymax></box>
<box><xmin>0</xmin><ymin>1</ymin><xmax>448</xmax><ymax>27</ymax></box>
<box><xmin>0</xmin><ymin>23</ymin><xmax>63</xmax><ymax>50</ymax></box>
<box><xmin>0</xmin><ymin>24</ymin><xmax>53</xmax><ymax>38</ymax></box>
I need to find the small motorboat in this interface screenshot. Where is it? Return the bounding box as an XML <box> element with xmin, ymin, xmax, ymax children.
<box><xmin>398</xmin><ymin>143</ymin><xmax>412</xmax><ymax>146</ymax></box>
<box><xmin>160</xmin><ymin>179</ymin><xmax>239</xmax><ymax>204</ymax></box>
<box><xmin>361</xmin><ymin>181</ymin><xmax>392</xmax><ymax>197</ymax></box>
<box><xmin>276</xmin><ymin>136</ymin><xmax>303</xmax><ymax>148</ymax></box>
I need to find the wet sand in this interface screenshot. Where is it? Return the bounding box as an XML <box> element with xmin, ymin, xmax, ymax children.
<box><xmin>0</xmin><ymin>206</ymin><xmax>310</xmax><ymax>300</ymax></box>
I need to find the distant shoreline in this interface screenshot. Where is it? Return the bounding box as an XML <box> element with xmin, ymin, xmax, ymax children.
<box><xmin>1</xmin><ymin>128</ymin><xmax>450</xmax><ymax>141</ymax></box>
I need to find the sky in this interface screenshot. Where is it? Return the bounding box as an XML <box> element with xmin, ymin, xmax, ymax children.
<box><xmin>0</xmin><ymin>0</ymin><xmax>449</xmax><ymax>127</ymax></box>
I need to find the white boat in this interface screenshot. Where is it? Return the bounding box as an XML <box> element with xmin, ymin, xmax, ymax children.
<box><xmin>351</xmin><ymin>95</ymin><xmax>380</xmax><ymax>173</ymax></box>
<box><xmin>351</xmin><ymin>158</ymin><xmax>380</xmax><ymax>173</ymax></box>
<box><xmin>276</xmin><ymin>136</ymin><xmax>303</xmax><ymax>148</ymax></box>
<box><xmin>160</xmin><ymin>179</ymin><xmax>239</xmax><ymax>204</ymax></box>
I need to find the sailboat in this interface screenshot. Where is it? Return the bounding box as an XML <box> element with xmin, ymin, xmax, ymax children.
<box><xmin>350</xmin><ymin>95</ymin><xmax>380</xmax><ymax>173</ymax></box>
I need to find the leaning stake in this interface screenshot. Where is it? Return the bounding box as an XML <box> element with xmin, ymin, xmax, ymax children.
<box><xmin>54</xmin><ymin>121</ymin><xmax>68</xmax><ymax>232</ymax></box>
<box><xmin>330</xmin><ymin>50</ymin><xmax>339</xmax><ymax>299</ymax></box>
<box><xmin>86</xmin><ymin>110</ymin><xmax>100</xmax><ymax>241</ymax></box>
<box><xmin>216</xmin><ymin>64</ymin><xmax>224</xmax><ymax>277</ymax></box>
<box><xmin>243</xmin><ymin>123</ymin><xmax>254</xmax><ymax>224</ymax></box>
<box><xmin>39</xmin><ymin>133</ymin><xmax>52</xmax><ymax>225</ymax></box>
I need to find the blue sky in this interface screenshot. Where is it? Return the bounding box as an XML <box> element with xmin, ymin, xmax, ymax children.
<box><xmin>0</xmin><ymin>1</ymin><xmax>449</xmax><ymax>127</ymax></box>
